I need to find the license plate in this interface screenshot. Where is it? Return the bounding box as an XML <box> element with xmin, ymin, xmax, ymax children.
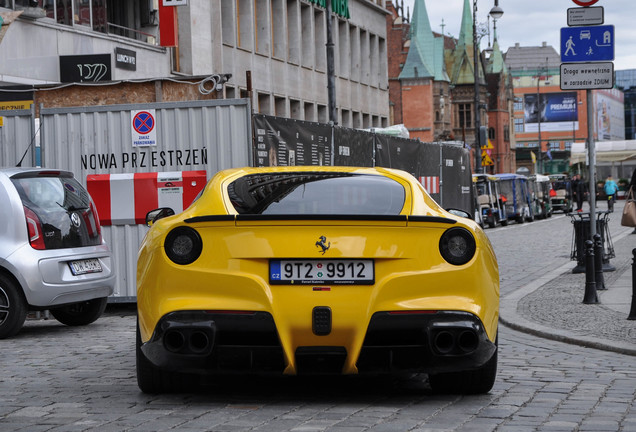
<box><xmin>270</xmin><ymin>259</ymin><xmax>374</xmax><ymax>285</ymax></box>
<box><xmin>69</xmin><ymin>259</ymin><xmax>103</xmax><ymax>276</ymax></box>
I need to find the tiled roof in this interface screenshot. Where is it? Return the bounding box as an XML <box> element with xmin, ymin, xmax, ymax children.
<box><xmin>504</xmin><ymin>43</ymin><xmax>561</xmax><ymax>75</ymax></box>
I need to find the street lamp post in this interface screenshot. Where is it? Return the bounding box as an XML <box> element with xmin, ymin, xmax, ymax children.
<box><xmin>473</xmin><ymin>0</ymin><xmax>503</xmax><ymax>174</ymax></box>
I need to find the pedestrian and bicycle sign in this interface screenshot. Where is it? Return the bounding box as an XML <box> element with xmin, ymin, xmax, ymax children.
<box><xmin>560</xmin><ymin>25</ymin><xmax>614</xmax><ymax>63</ymax></box>
<box><xmin>131</xmin><ymin>109</ymin><xmax>158</xmax><ymax>147</ymax></box>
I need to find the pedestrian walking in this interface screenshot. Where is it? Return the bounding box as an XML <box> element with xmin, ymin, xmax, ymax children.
<box><xmin>604</xmin><ymin>175</ymin><xmax>619</xmax><ymax>212</ymax></box>
<box><xmin>573</xmin><ymin>174</ymin><xmax>587</xmax><ymax>212</ymax></box>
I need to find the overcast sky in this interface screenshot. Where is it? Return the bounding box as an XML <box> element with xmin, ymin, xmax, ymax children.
<box><xmin>400</xmin><ymin>0</ymin><xmax>635</xmax><ymax>71</ymax></box>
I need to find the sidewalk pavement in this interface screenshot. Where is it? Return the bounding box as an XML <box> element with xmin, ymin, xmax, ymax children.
<box><xmin>500</xmin><ymin>209</ymin><xmax>636</xmax><ymax>356</ymax></box>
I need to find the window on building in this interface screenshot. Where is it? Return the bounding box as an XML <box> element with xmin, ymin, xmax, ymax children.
<box><xmin>514</xmin><ymin>117</ymin><xmax>524</xmax><ymax>133</ymax></box>
<box><xmin>548</xmin><ymin>141</ymin><xmax>561</xmax><ymax>151</ymax></box>
<box><xmin>564</xmin><ymin>141</ymin><xmax>572</xmax><ymax>151</ymax></box>
<box><xmin>317</xmin><ymin>104</ymin><xmax>327</xmax><ymax>123</ymax></box>
<box><xmin>503</xmin><ymin>125</ymin><xmax>510</xmax><ymax>142</ymax></box>
<box><xmin>255</xmin><ymin>0</ymin><xmax>270</xmax><ymax>55</ymax></box>
<box><xmin>221</xmin><ymin>0</ymin><xmax>235</xmax><ymax>45</ymax></box>
<box><xmin>379</xmin><ymin>37</ymin><xmax>387</xmax><ymax>89</ymax></box>
<box><xmin>488</xmin><ymin>127</ymin><xmax>495</xmax><ymax>140</ymax></box>
<box><xmin>290</xmin><ymin>99</ymin><xmax>301</xmax><ymax>120</ymax></box>
<box><xmin>360</xmin><ymin>29</ymin><xmax>369</xmax><ymax>85</ymax></box>
<box><xmin>275</xmin><ymin>96</ymin><xmax>287</xmax><ymax>117</ymax></box>
<box><xmin>349</xmin><ymin>25</ymin><xmax>360</xmax><ymax>82</ymax></box>
<box><xmin>287</xmin><ymin>0</ymin><xmax>300</xmax><ymax>64</ymax></box>
<box><xmin>370</xmin><ymin>34</ymin><xmax>378</xmax><ymax>87</ymax></box>
<box><xmin>258</xmin><ymin>93</ymin><xmax>271</xmax><ymax>115</ymax></box>
<box><xmin>23</xmin><ymin>1</ymin><xmax>156</xmax><ymax>42</ymax></box>
<box><xmin>314</xmin><ymin>8</ymin><xmax>326</xmax><ymax>71</ymax></box>
<box><xmin>338</xmin><ymin>19</ymin><xmax>349</xmax><ymax>79</ymax></box>
<box><xmin>237</xmin><ymin>0</ymin><xmax>253</xmax><ymax>50</ymax></box>
<box><xmin>341</xmin><ymin>109</ymin><xmax>351</xmax><ymax>127</ymax></box>
<box><xmin>301</xmin><ymin>3</ymin><xmax>312</xmax><ymax>68</ymax></box>
<box><xmin>304</xmin><ymin>102</ymin><xmax>316</xmax><ymax>121</ymax></box>
<box><xmin>271</xmin><ymin>0</ymin><xmax>285</xmax><ymax>59</ymax></box>
<box><xmin>353</xmin><ymin>111</ymin><xmax>361</xmax><ymax>128</ymax></box>
<box><xmin>458</xmin><ymin>104</ymin><xmax>472</xmax><ymax>129</ymax></box>
<box><xmin>514</xmin><ymin>97</ymin><xmax>523</xmax><ymax>111</ymax></box>
<box><xmin>73</xmin><ymin>0</ymin><xmax>90</xmax><ymax>26</ymax></box>
<box><xmin>362</xmin><ymin>113</ymin><xmax>370</xmax><ymax>129</ymax></box>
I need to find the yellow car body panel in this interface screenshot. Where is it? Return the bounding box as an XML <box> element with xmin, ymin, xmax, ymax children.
<box><xmin>136</xmin><ymin>166</ymin><xmax>499</xmax><ymax>388</ymax></box>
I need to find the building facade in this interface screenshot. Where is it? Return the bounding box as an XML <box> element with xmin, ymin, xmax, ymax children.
<box><xmin>615</xmin><ymin>69</ymin><xmax>636</xmax><ymax>140</ymax></box>
<box><xmin>506</xmin><ymin>42</ymin><xmax>625</xmax><ymax>175</ymax></box>
<box><xmin>0</xmin><ymin>0</ymin><xmax>390</xmax><ymax>128</ymax></box>
<box><xmin>387</xmin><ymin>0</ymin><xmax>515</xmax><ymax>173</ymax></box>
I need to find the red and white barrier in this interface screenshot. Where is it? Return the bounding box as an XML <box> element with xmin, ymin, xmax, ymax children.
<box><xmin>419</xmin><ymin>176</ymin><xmax>440</xmax><ymax>194</ymax></box>
<box><xmin>87</xmin><ymin>171</ymin><xmax>207</xmax><ymax>225</ymax></box>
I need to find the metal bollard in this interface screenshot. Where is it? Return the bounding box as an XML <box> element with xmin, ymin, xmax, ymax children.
<box><xmin>594</xmin><ymin>233</ymin><xmax>606</xmax><ymax>290</ymax></box>
<box><xmin>583</xmin><ymin>240</ymin><xmax>599</xmax><ymax>304</ymax></box>
<box><xmin>629</xmin><ymin>249</ymin><xmax>636</xmax><ymax>320</ymax></box>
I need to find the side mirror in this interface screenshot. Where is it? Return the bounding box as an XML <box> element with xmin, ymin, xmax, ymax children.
<box><xmin>445</xmin><ymin>208</ymin><xmax>473</xmax><ymax>220</ymax></box>
<box><xmin>145</xmin><ymin>207</ymin><xmax>175</xmax><ymax>226</ymax></box>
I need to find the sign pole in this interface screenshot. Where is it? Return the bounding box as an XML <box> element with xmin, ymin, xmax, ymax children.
<box><xmin>587</xmin><ymin>88</ymin><xmax>596</xmax><ymax>237</ymax></box>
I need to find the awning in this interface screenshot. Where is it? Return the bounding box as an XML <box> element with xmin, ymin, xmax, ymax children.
<box><xmin>569</xmin><ymin>140</ymin><xmax>636</xmax><ymax>164</ymax></box>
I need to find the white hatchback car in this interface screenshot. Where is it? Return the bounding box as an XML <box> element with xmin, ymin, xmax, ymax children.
<box><xmin>0</xmin><ymin>168</ymin><xmax>115</xmax><ymax>338</ymax></box>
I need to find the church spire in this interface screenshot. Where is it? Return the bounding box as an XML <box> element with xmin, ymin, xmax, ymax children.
<box><xmin>399</xmin><ymin>0</ymin><xmax>448</xmax><ymax>81</ymax></box>
<box><xmin>457</xmin><ymin>0</ymin><xmax>474</xmax><ymax>51</ymax></box>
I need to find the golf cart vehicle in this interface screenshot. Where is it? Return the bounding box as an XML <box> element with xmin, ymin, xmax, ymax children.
<box><xmin>528</xmin><ymin>174</ymin><xmax>553</xmax><ymax>219</ymax></box>
<box><xmin>549</xmin><ymin>174</ymin><xmax>573</xmax><ymax>213</ymax></box>
<box><xmin>494</xmin><ymin>173</ymin><xmax>534</xmax><ymax>224</ymax></box>
<box><xmin>472</xmin><ymin>174</ymin><xmax>508</xmax><ymax>228</ymax></box>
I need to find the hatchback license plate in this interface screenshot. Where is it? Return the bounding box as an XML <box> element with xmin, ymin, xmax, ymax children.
<box><xmin>69</xmin><ymin>259</ymin><xmax>103</xmax><ymax>276</ymax></box>
<box><xmin>270</xmin><ymin>259</ymin><xmax>374</xmax><ymax>285</ymax></box>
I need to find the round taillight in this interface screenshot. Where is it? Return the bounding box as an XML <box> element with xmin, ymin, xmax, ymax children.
<box><xmin>439</xmin><ymin>227</ymin><xmax>476</xmax><ymax>266</ymax></box>
<box><xmin>164</xmin><ymin>226</ymin><xmax>202</xmax><ymax>265</ymax></box>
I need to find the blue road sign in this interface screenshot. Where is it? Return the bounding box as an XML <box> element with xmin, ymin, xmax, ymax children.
<box><xmin>560</xmin><ymin>25</ymin><xmax>614</xmax><ymax>63</ymax></box>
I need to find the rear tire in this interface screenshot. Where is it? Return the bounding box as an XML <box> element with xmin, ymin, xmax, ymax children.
<box><xmin>429</xmin><ymin>336</ymin><xmax>498</xmax><ymax>395</ymax></box>
<box><xmin>136</xmin><ymin>319</ymin><xmax>193</xmax><ymax>393</ymax></box>
<box><xmin>0</xmin><ymin>274</ymin><xmax>27</xmax><ymax>339</ymax></box>
<box><xmin>51</xmin><ymin>297</ymin><xmax>107</xmax><ymax>326</ymax></box>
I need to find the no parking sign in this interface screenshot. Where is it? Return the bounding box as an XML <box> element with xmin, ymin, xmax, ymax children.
<box><xmin>131</xmin><ymin>109</ymin><xmax>157</xmax><ymax>147</ymax></box>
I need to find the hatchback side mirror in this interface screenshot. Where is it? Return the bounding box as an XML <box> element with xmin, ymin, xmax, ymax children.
<box><xmin>146</xmin><ymin>207</ymin><xmax>175</xmax><ymax>226</ymax></box>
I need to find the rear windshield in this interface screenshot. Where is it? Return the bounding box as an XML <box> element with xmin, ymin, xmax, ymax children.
<box><xmin>227</xmin><ymin>172</ymin><xmax>406</xmax><ymax>215</ymax></box>
<box><xmin>12</xmin><ymin>175</ymin><xmax>101</xmax><ymax>249</ymax></box>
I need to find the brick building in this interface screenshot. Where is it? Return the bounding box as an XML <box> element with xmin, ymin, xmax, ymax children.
<box><xmin>387</xmin><ymin>0</ymin><xmax>515</xmax><ymax>173</ymax></box>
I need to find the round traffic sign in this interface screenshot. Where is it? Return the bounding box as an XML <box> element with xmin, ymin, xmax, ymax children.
<box><xmin>132</xmin><ymin>111</ymin><xmax>155</xmax><ymax>134</ymax></box>
<box><xmin>571</xmin><ymin>0</ymin><xmax>599</xmax><ymax>6</ymax></box>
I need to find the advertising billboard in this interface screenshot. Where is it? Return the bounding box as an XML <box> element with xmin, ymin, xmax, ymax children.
<box><xmin>594</xmin><ymin>89</ymin><xmax>625</xmax><ymax>141</ymax></box>
<box><xmin>524</xmin><ymin>92</ymin><xmax>579</xmax><ymax>133</ymax></box>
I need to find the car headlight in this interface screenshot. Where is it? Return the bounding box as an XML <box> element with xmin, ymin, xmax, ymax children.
<box><xmin>164</xmin><ymin>226</ymin><xmax>202</xmax><ymax>265</ymax></box>
<box><xmin>439</xmin><ymin>227</ymin><xmax>476</xmax><ymax>265</ymax></box>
